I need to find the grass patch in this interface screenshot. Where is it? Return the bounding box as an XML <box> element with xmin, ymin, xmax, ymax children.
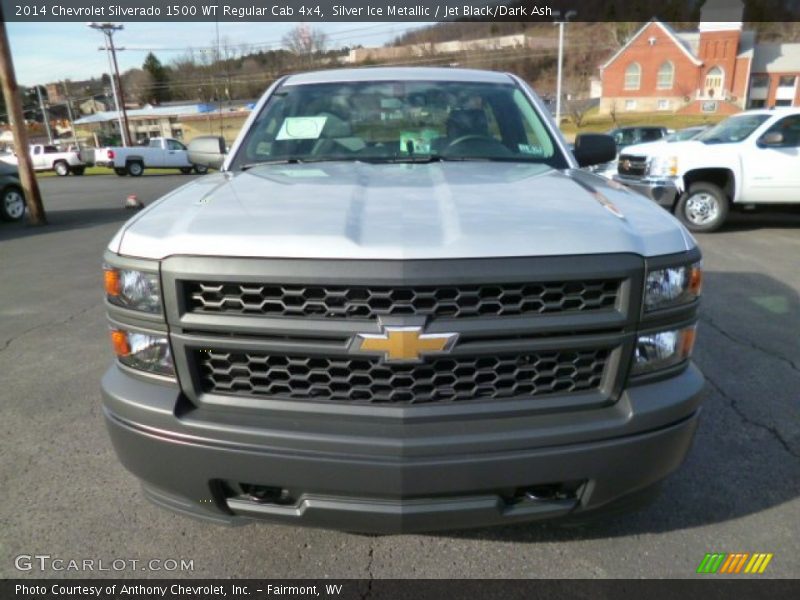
<box><xmin>37</xmin><ymin>166</ymin><xmax>195</xmax><ymax>178</ymax></box>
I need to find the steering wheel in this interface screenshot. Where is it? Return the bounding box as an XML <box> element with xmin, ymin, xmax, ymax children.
<box><xmin>446</xmin><ymin>134</ymin><xmax>499</xmax><ymax>148</ymax></box>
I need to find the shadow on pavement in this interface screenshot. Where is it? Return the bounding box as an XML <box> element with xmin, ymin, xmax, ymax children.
<box><xmin>0</xmin><ymin>207</ymin><xmax>134</xmax><ymax>242</ymax></box>
<box><xmin>720</xmin><ymin>209</ymin><xmax>800</xmax><ymax>231</ymax></box>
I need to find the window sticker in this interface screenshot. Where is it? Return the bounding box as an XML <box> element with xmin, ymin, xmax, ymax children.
<box><xmin>518</xmin><ymin>143</ymin><xmax>545</xmax><ymax>156</ymax></box>
<box><xmin>276</xmin><ymin>116</ymin><xmax>328</xmax><ymax>140</ymax></box>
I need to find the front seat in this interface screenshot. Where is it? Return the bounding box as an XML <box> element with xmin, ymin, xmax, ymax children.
<box><xmin>446</xmin><ymin>109</ymin><xmax>489</xmax><ymax>139</ymax></box>
<box><xmin>430</xmin><ymin>109</ymin><xmax>490</xmax><ymax>154</ymax></box>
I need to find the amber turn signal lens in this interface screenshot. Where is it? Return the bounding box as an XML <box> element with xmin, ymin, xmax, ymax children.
<box><xmin>688</xmin><ymin>265</ymin><xmax>703</xmax><ymax>296</ymax></box>
<box><xmin>104</xmin><ymin>267</ymin><xmax>121</xmax><ymax>297</ymax></box>
<box><xmin>110</xmin><ymin>329</ymin><xmax>130</xmax><ymax>357</ymax></box>
<box><xmin>680</xmin><ymin>326</ymin><xmax>697</xmax><ymax>358</ymax></box>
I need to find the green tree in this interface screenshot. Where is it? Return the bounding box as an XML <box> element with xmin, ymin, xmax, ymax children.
<box><xmin>142</xmin><ymin>52</ymin><xmax>171</xmax><ymax>104</ymax></box>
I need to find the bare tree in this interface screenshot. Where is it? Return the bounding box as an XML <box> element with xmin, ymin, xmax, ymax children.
<box><xmin>608</xmin><ymin>22</ymin><xmax>639</xmax><ymax>48</ymax></box>
<box><xmin>608</xmin><ymin>100</ymin><xmax>619</xmax><ymax>127</ymax></box>
<box><xmin>567</xmin><ymin>98</ymin><xmax>594</xmax><ymax>129</ymax></box>
<box><xmin>282</xmin><ymin>24</ymin><xmax>327</xmax><ymax>68</ymax></box>
<box><xmin>123</xmin><ymin>68</ymin><xmax>154</xmax><ymax>105</ymax></box>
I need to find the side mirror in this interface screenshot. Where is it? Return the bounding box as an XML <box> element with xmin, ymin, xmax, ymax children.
<box><xmin>573</xmin><ymin>133</ymin><xmax>617</xmax><ymax>168</ymax></box>
<box><xmin>188</xmin><ymin>136</ymin><xmax>227</xmax><ymax>170</ymax></box>
<box><xmin>758</xmin><ymin>131</ymin><xmax>784</xmax><ymax>147</ymax></box>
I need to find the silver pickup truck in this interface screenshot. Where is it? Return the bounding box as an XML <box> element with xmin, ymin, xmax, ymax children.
<box><xmin>101</xmin><ymin>68</ymin><xmax>704</xmax><ymax>533</ymax></box>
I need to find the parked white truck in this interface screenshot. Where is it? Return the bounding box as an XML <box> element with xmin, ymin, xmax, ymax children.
<box><xmin>614</xmin><ymin>108</ymin><xmax>800</xmax><ymax>232</ymax></box>
<box><xmin>95</xmin><ymin>137</ymin><xmax>209</xmax><ymax>176</ymax></box>
<box><xmin>0</xmin><ymin>144</ymin><xmax>87</xmax><ymax>176</ymax></box>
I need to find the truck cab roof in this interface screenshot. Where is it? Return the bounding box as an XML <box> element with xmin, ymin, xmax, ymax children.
<box><xmin>283</xmin><ymin>67</ymin><xmax>515</xmax><ymax>86</ymax></box>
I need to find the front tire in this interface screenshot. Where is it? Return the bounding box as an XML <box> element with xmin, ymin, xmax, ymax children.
<box><xmin>54</xmin><ymin>161</ymin><xmax>69</xmax><ymax>177</ymax></box>
<box><xmin>127</xmin><ymin>161</ymin><xmax>144</xmax><ymax>177</ymax></box>
<box><xmin>194</xmin><ymin>165</ymin><xmax>209</xmax><ymax>175</ymax></box>
<box><xmin>180</xmin><ymin>167</ymin><xmax>193</xmax><ymax>174</ymax></box>
<box><xmin>71</xmin><ymin>166</ymin><xmax>85</xmax><ymax>176</ymax></box>
<box><xmin>0</xmin><ymin>185</ymin><xmax>25</xmax><ymax>221</ymax></box>
<box><xmin>675</xmin><ymin>182</ymin><xmax>729</xmax><ymax>233</ymax></box>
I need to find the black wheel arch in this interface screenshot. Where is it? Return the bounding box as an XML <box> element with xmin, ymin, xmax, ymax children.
<box><xmin>682</xmin><ymin>168</ymin><xmax>735</xmax><ymax>205</ymax></box>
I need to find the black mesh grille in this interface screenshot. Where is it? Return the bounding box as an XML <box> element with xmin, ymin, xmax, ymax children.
<box><xmin>195</xmin><ymin>348</ymin><xmax>610</xmax><ymax>404</ymax></box>
<box><xmin>185</xmin><ymin>280</ymin><xmax>620</xmax><ymax>320</ymax></box>
<box><xmin>617</xmin><ymin>154</ymin><xmax>648</xmax><ymax>178</ymax></box>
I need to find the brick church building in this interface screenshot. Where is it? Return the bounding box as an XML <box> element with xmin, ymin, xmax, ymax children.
<box><xmin>599</xmin><ymin>0</ymin><xmax>800</xmax><ymax>115</ymax></box>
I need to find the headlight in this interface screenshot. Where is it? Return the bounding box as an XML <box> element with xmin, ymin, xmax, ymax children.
<box><xmin>648</xmin><ymin>155</ymin><xmax>678</xmax><ymax>177</ymax></box>
<box><xmin>110</xmin><ymin>328</ymin><xmax>174</xmax><ymax>377</ymax></box>
<box><xmin>631</xmin><ymin>325</ymin><xmax>696</xmax><ymax>375</ymax></box>
<box><xmin>644</xmin><ymin>262</ymin><xmax>702</xmax><ymax>311</ymax></box>
<box><xmin>104</xmin><ymin>265</ymin><xmax>161</xmax><ymax>313</ymax></box>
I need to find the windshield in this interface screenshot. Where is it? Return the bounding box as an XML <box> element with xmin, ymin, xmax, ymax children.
<box><xmin>665</xmin><ymin>128</ymin><xmax>703</xmax><ymax>142</ymax></box>
<box><xmin>230</xmin><ymin>80</ymin><xmax>567</xmax><ymax>169</ymax></box>
<box><xmin>696</xmin><ymin>114</ymin><xmax>770</xmax><ymax>144</ymax></box>
<box><xmin>608</xmin><ymin>128</ymin><xmax>663</xmax><ymax>148</ymax></box>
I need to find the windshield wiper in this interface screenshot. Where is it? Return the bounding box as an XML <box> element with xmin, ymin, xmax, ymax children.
<box><xmin>240</xmin><ymin>158</ymin><xmax>302</xmax><ymax>170</ymax></box>
<box><xmin>367</xmin><ymin>155</ymin><xmax>533</xmax><ymax>164</ymax></box>
<box><xmin>239</xmin><ymin>157</ymin><xmax>352</xmax><ymax>170</ymax></box>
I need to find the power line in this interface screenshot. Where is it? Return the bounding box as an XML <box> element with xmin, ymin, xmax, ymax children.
<box><xmin>120</xmin><ymin>23</ymin><xmax>408</xmax><ymax>54</ymax></box>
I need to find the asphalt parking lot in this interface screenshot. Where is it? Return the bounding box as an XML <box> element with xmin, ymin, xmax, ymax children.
<box><xmin>0</xmin><ymin>174</ymin><xmax>798</xmax><ymax>579</ymax></box>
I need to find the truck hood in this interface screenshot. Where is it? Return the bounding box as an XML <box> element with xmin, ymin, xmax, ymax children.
<box><xmin>620</xmin><ymin>140</ymin><xmax>672</xmax><ymax>155</ymax></box>
<box><xmin>623</xmin><ymin>140</ymin><xmax>711</xmax><ymax>158</ymax></box>
<box><xmin>111</xmin><ymin>162</ymin><xmax>693</xmax><ymax>260</ymax></box>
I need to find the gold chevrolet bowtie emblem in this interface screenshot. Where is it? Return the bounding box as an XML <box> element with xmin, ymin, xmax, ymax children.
<box><xmin>354</xmin><ymin>326</ymin><xmax>458</xmax><ymax>363</ymax></box>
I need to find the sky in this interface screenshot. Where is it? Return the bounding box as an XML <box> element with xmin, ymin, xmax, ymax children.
<box><xmin>6</xmin><ymin>21</ymin><xmax>426</xmax><ymax>87</ymax></box>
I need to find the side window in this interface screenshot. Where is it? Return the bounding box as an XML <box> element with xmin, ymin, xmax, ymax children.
<box><xmin>640</xmin><ymin>129</ymin><xmax>663</xmax><ymax>142</ymax></box>
<box><xmin>149</xmin><ymin>139</ymin><xmax>161</xmax><ymax>148</ymax></box>
<box><xmin>33</xmin><ymin>146</ymin><xmax>41</xmax><ymax>155</ymax></box>
<box><xmin>764</xmin><ymin>115</ymin><xmax>800</xmax><ymax>147</ymax></box>
<box><xmin>510</xmin><ymin>89</ymin><xmax>554</xmax><ymax>157</ymax></box>
<box><xmin>167</xmin><ymin>140</ymin><xmax>186</xmax><ymax>151</ymax></box>
<box><xmin>615</xmin><ymin>129</ymin><xmax>636</xmax><ymax>146</ymax></box>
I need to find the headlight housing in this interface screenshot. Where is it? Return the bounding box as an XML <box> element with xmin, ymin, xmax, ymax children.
<box><xmin>110</xmin><ymin>328</ymin><xmax>174</xmax><ymax>377</ymax></box>
<box><xmin>104</xmin><ymin>265</ymin><xmax>162</xmax><ymax>313</ymax></box>
<box><xmin>644</xmin><ymin>262</ymin><xmax>702</xmax><ymax>311</ymax></box>
<box><xmin>631</xmin><ymin>325</ymin><xmax>696</xmax><ymax>376</ymax></box>
<box><xmin>647</xmin><ymin>155</ymin><xmax>678</xmax><ymax>178</ymax></box>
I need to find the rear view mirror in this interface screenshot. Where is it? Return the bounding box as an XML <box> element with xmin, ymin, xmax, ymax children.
<box><xmin>573</xmin><ymin>133</ymin><xmax>617</xmax><ymax>168</ymax></box>
<box><xmin>188</xmin><ymin>136</ymin><xmax>227</xmax><ymax>170</ymax></box>
<box><xmin>758</xmin><ymin>131</ymin><xmax>784</xmax><ymax>147</ymax></box>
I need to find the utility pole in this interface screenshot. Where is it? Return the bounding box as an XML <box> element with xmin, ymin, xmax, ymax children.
<box><xmin>101</xmin><ymin>47</ymin><xmax>125</xmax><ymax>145</ymax></box>
<box><xmin>89</xmin><ymin>23</ymin><xmax>131</xmax><ymax>146</ymax></box>
<box><xmin>0</xmin><ymin>8</ymin><xmax>46</xmax><ymax>224</ymax></box>
<box><xmin>215</xmin><ymin>20</ymin><xmax>223</xmax><ymax>138</ymax></box>
<box><xmin>34</xmin><ymin>85</ymin><xmax>53</xmax><ymax>144</ymax></box>
<box><xmin>109</xmin><ymin>43</ymin><xmax>132</xmax><ymax>145</ymax></box>
<box><xmin>62</xmin><ymin>80</ymin><xmax>79</xmax><ymax>147</ymax></box>
<box><xmin>554</xmin><ymin>10</ymin><xmax>576</xmax><ymax>128</ymax></box>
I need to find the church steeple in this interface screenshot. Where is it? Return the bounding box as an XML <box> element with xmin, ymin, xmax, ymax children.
<box><xmin>698</xmin><ymin>0</ymin><xmax>744</xmax><ymax>32</ymax></box>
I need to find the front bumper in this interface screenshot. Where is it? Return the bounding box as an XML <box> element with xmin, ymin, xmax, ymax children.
<box><xmin>102</xmin><ymin>362</ymin><xmax>704</xmax><ymax>533</ymax></box>
<box><xmin>614</xmin><ymin>175</ymin><xmax>680</xmax><ymax>209</ymax></box>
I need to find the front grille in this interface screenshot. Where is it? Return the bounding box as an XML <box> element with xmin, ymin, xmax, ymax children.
<box><xmin>617</xmin><ymin>154</ymin><xmax>648</xmax><ymax>177</ymax></box>
<box><xmin>195</xmin><ymin>348</ymin><xmax>610</xmax><ymax>404</ymax></box>
<box><xmin>185</xmin><ymin>279</ymin><xmax>620</xmax><ymax>320</ymax></box>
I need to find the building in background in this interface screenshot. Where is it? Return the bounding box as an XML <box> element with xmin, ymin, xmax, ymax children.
<box><xmin>598</xmin><ymin>0</ymin><xmax>800</xmax><ymax>115</ymax></box>
<box><xmin>343</xmin><ymin>34</ymin><xmax>556</xmax><ymax>64</ymax></box>
<box><xmin>73</xmin><ymin>102</ymin><xmax>253</xmax><ymax>146</ymax></box>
